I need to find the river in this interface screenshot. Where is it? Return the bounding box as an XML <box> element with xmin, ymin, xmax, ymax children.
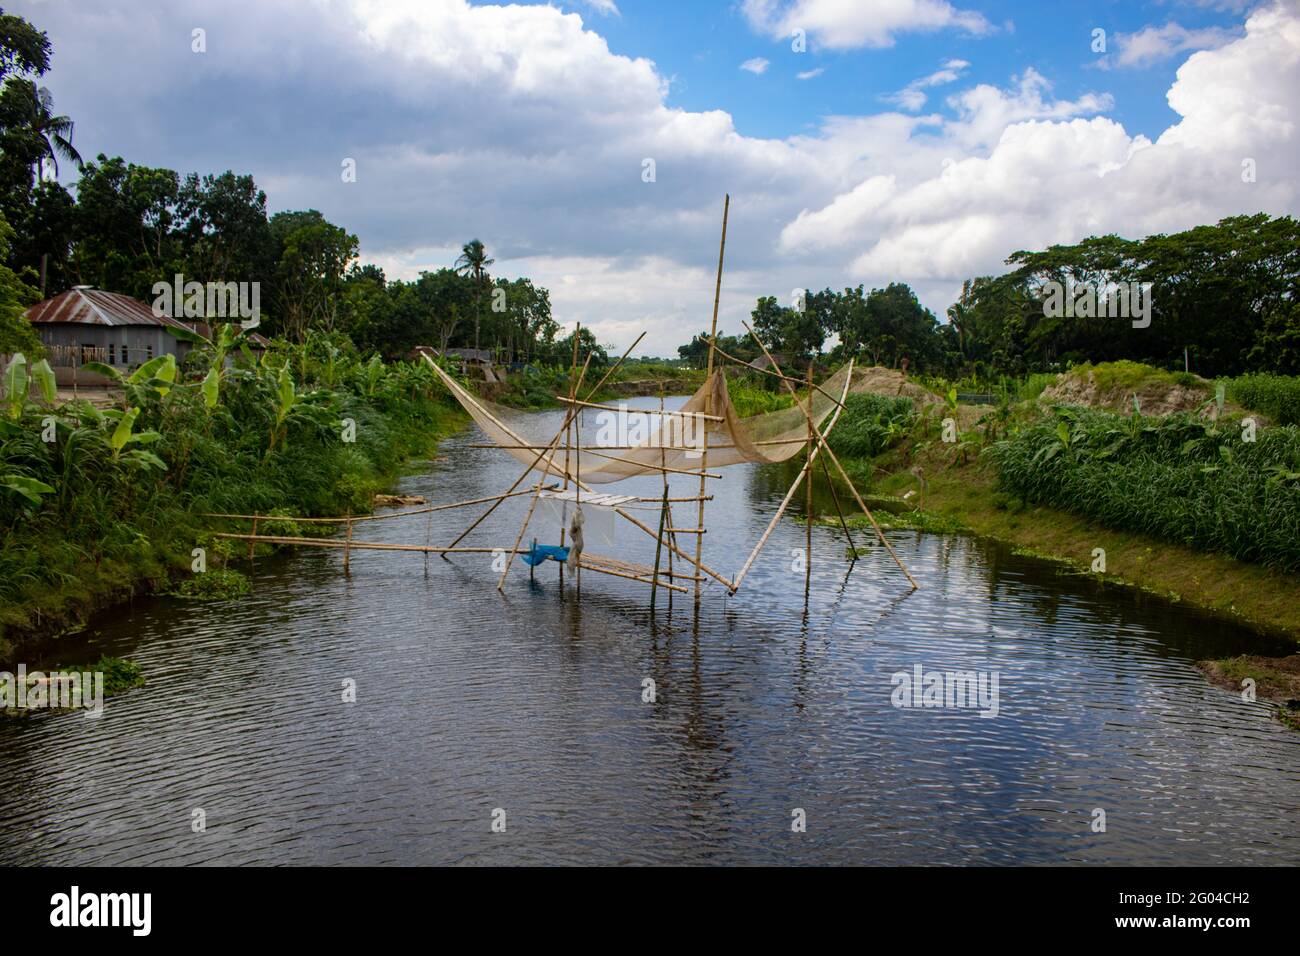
<box><xmin>1</xmin><ymin>398</ymin><xmax>1297</xmax><ymax>865</ymax></box>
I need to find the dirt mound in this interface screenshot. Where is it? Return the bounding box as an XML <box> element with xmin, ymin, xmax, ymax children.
<box><xmin>1041</xmin><ymin>368</ymin><xmax>1211</xmax><ymax>416</ymax></box>
<box><xmin>848</xmin><ymin>366</ymin><xmax>942</xmax><ymax>406</ymax></box>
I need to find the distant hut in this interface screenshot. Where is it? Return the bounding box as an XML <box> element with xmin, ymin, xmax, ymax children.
<box><xmin>748</xmin><ymin>352</ymin><xmax>790</xmax><ymax>372</ymax></box>
<box><xmin>21</xmin><ymin>286</ymin><xmax>267</xmax><ymax>385</ymax></box>
<box><xmin>418</xmin><ymin>346</ymin><xmax>501</xmax><ymax>382</ymax></box>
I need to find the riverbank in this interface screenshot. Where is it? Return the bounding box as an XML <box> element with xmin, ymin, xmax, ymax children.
<box><xmin>0</xmin><ymin>338</ymin><xmax>470</xmax><ymax>664</ymax></box>
<box><xmin>826</xmin><ymin>439</ymin><xmax>1300</xmax><ymax>729</ymax></box>
<box><xmin>842</xmin><ymin>443</ymin><xmax>1300</xmax><ymax>640</ymax></box>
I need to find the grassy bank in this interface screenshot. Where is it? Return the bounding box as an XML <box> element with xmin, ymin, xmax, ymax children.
<box><xmin>820</xmin><ymin>363</ymin><xmax>1300</xmax><ymax>726</ymax></box>
<box><xmin>848</xmin><ymin>444</ymin><xmax>1300</xmax><ymax>640</ymax></box>
<box><xmin>0</xmin><ymin>330</ymin><xmax>466</xmax><ymax>662</ymax></box>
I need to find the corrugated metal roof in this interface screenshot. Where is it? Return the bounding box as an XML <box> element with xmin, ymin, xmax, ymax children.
<box><xmin>24</xmin><ymin>287</ymin><xmax>196</xmax><ymax>331</ymax></box>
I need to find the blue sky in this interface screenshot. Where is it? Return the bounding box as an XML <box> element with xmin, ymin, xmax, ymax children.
<box><xmin>11</xmin><ymin>0</ymin><xmax>1295</xmax><ymax>354</ymax></box>
<box><xmin>584</xmin><ymin>0</ymin><xmax>1244</xmax><ymax>142</ymax></box>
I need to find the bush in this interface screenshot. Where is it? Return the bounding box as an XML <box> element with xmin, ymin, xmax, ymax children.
<box><xmin>989</xmin><ymin>406</ymin><xmax>1300</xmax><ymax>570</ymax></box>
<box><xmin>826</xmin><ymin>393</ymin><xmax>915</xmax><ymax>459</ymax></box>
<box><xmin>1226</xmin><ymin>373</ymin><xmax>1300</xmax><ymax>425</ymax></box>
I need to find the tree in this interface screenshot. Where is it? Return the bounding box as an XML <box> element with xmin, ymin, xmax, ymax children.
<box><xmin>0</xmin><ymin>8</ymin><xmax>50</xmax><ymax>83</ymax></box>
<box><xmin>454</xmin><ymin>238</ymin><xmax>493</xmax><ymax>353</ymax></box>
<box><xmin>70</xmin><ymin>155</ymin><xmax>181</xmax><ymax>298</ymax></box>
<box><xmin>11</xmin><ymin>179</ymin><xmax>74</xmax><ymax>294</ymax></box>
<box><xmin>270</xmin><ymin>211</ymin><xmax>358</xmax><ymax>341</ymax></box>
<box><xmin>0</xmin><ymin>211</ymin><xmax>40</xmax><ymax>354</ymax></box>
<box><xmin>175</xmin><ymin>170</ymin><xmax>272</xmax><ymax>285</ymax></box>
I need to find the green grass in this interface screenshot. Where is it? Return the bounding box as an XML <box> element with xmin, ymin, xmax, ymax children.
<box><xmin>0</xmin><ymin>339</ymin><xmax>467</xmax><ymax>660</ymax></box>
<box><xmin>1071</xmin><ymin>359</ymin><xmax>1207</xmax><ymax>393</ymax></box>
<box><xmin>1224</xmin><ymin>373</ymin><xmax>1300</xmax><ymax>425</ymax></box>
<box><xmin>988</xmin><ymin>406</ymin><xmax>1300</xmax><ymax>571</ymax></box>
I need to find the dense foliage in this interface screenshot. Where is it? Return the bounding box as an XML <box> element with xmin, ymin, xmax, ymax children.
<box><xmin>825</xmin><ymin>393</ymin><xmax>916</xmax><ymax>459</ymax></box>
<box><xmin>0</xmin><ymin>330</ymin><xmax>463</xmax><ymax>653</ymax></box>
<box><xmin>989</xmin><ymin>405</ymin><xmax>1300</xmax><ymax>571</ymax></box>
<box><xmin>1225</xmin><ymin>373</ymin><xmax>1300</xmax><ymax>426</ymax></box>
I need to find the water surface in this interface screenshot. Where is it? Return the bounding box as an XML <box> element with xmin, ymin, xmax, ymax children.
<box><xmin>1</xmin><ymin>399</ymin><xmax>1297</xmax><ymax>865</ymax></box>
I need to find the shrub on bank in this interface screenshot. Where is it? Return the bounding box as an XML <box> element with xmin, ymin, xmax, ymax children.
<box><xmin>1225</xmin><ymin>373</ymin><xmax>1300</xmax><ymax>425</ymax></box>
<box><xmin>989</xmin><ymin>405</ymin><xmax>1300</xmax><ymax>571</ymax></box>
<box><xmin>0</xmin><ymin>336</ymin><xmax>463</xmax><ymax>657</ymax></box>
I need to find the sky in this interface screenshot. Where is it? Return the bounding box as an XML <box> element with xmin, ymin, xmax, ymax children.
<box><xmin>11</xmin><ymin>0</ymin><xmax>1300</xmax><ymax>355</ymax></box>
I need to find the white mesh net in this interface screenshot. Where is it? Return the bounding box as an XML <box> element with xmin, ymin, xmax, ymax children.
<box><xmin>425</xmin><ymin>358</ymin><xmax>853</xmax><ymax>485</ymax></box>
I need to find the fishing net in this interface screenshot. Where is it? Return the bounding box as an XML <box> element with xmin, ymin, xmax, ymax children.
<box><xmin>425</xmin><ymin>358</ymin><xmax>854</xmax><ymax>485</ymax></box>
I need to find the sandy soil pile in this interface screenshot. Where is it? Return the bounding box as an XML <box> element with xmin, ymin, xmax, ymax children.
<box><xmin>1041</xmin><ymin>369</ymin><xmax>1211</xmax><ymax>416</ymax></box>
<box><xmin>848</xmin><ymin>366</ymin><xmax>943</xmax><ymax>406</ymax></box>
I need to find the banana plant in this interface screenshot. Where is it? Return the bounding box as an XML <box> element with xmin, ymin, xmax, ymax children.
<box><xmin>105</xmin><ymin>406</ymin><xmax>166</xmax><ymax>470</ymax></box>
<box><xmin>0</xmin><ymin>473</ymin><xmax>55</xmax><ymax>506</ymax></box>
<box><xmin>3</xmin><ymin>353</ymin><xmax>27</xmax><ymax>419</ymax></box>
<box><xmin>82</xmin><ymin>353</ymin><xmax>177</xmax><ymax>406</ymax></box>
<box><xmin>267</xmin><ymin>364</ymin><xmax>296</xmax><ymax>455</ymax></box>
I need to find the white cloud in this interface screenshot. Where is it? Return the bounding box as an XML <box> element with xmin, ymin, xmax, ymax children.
<box><xmin>740</xmin><ymin>57</ymin><xmax>770</xmax><ymax>74</ymax></box>
<box><xmin>796</xmin><ymin>67</ymin><xmax>824</xmax><ymax>80</ymax></box>
<box><xmin>741</xmin><ymin>0</ymin><xmax>993</xmax><ymax>50</ymax></box>
<box><xmin>579</xmin><ymin>0</ymin><xmax>620</xmax><ymax>16</ymax></box>
<box><xmin>882</xmin><ymin>58</ymin><xmax>971</xmax><ymax>111</ymax></box>
<box><xmin>1107</xmin><ymin>21</ymin><xmax>1239</xmax><ymax>69</ymax></box>
<box><xmin>790</xmin><ymin>2</ymin><xmax>1299</xmax><ymax>300</ymax></box>
<box><xmin>20</xmin><ymin>0</ymin><xmax>1300</xmax><ymax>352</ymax></box>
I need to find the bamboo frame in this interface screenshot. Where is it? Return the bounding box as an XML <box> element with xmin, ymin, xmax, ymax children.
<box><xmin>555</xmin><ymin>396</ymin><xmax>724</xmax><ymax>422</ymax></box>
<box><xmin>218</xmin><ymin>195</ymin><xmax>921</xmax><ymax>612</ymax></box>
<box><xmin>695</xmin><ymin>193</ymin><xmax>729</xmax><ymax>605</ymax></box>
<box><xmin>741</xmin><ymin>322</ymin><xmax>918</xmax><ymax>590</ymax></box>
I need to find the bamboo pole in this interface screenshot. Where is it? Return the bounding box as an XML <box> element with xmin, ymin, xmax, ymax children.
<box><xmin>561</xmin><ymin>327</ymin><xmax>580</xmax><ymax>587</ymax></box>
<box><xmin>555</xmin><ymin>396</ymin><xmax>724</xmax><ymax>421</ymax></box>
<box><xmin>820</xmin><ymin>453</ymin><xmax>859</xmax><ymax>561</ymax></box>
<box><xmin>804</xmin><ymin>362</ymin><xmax>814</xmax><ymax>601</ymax></box>
<box><xmin>696</xmin><ymin>193</ymin><xmax>729</xmax><ymax>605</ymax></box>
<box><xmin>574</xmin><ymin>373</ymin><xmax>583</xmax><ymax>598</ymax></box>
<box><xmin>651</xmin><ymin>484</ymin><xmax>667</xmax><ymax>611</ymax></box>
<box><xmin>742</xmin><ymin>323</ymin><xmax>918</xmax><ymax>590</ymax></box>
<box><xmin>343</xmin><ymin>511</ymin><xmax>353</xmax><ymax>574</ymax></box>
<box><xmin>731</xmin><ymin>358</ymin><xmax>853</xmax><ymax>593</ymax></box>
<box><xmin>213</xmin><ymin>535</ymin><xmax>527</xmax><ymax>554</ymax></box>
<box><xmin>248</xmin><ymin>513</ymin><xmax>258</xmax><ymax>560</ymax></box>
<box><xmin>202</xmin><ymin>485</ymin><xmax>558</xmax><ymax>525</ymax></box>
<box><xmin>435</xmin><ymin>330</ymin><xmax>644</xmax><ymax>549</ymax></box>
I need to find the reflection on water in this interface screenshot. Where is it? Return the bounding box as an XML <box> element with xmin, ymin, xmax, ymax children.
<box><xmin>1</xmin><ymin>399</ymin><xmax>1297</xmax><ymax>865</ymax></box>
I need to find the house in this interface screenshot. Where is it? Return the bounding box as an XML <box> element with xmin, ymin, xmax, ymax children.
<box><xmin>22</xmin><ymin>286</ymin><xmax>267</xmax><ymax>385</ymax></box>
<box><xmin>417</xmin><ymin>346</ymin><xmax>502</xmax><ymax>382</ymax></box>
<box><xmin>748</xmin><ymin>352</ymin><xmax>791</xmax><ymax>372</ymax></box>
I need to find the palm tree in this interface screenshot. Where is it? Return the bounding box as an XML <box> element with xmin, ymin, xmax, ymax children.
<box><xmin>454</xmin><ymin>238</ymin><xmax>494</xmax><ymax>353</ymax></box>
<box><xmin>26</xmin><ymin>85</ymin><xmax>81</xmax><ymax>182</ymax></box>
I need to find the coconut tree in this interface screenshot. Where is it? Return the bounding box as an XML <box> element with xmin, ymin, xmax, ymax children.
<box><xmin>454</xmin><ymin>238</ymin><xmax>494</xmax><ymax>354</ymax></box>
<box><xmin>0</xmin><ymin>82</ymin><xmax>82</xmax><ymax>182</ymax></box>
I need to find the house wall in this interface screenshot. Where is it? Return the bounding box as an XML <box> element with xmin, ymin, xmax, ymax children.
<box><xmin>35</xmin><ymin>324</ymin><xmax>193</xmax><ymax>385</ymax></box>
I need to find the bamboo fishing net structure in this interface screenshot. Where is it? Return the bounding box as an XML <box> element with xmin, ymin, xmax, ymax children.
<box><xmin>207</xmin><ymin>195</ymin><xmax>918</xmax><ymax>605</ymax></box>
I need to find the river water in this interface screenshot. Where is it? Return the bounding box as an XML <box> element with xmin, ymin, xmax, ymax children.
<box><xmin>1</xmin><ymin>399</ymin><xmax>1297</xmax><ymax>865</ymax></box>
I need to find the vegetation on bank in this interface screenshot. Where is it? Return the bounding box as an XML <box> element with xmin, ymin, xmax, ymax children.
<box><xmin>817</xmin><ymin>361</ymin><xmax>1300</xmax><ymax>640</ymax></box>
<box><xmin>0</xmin><ymin>328</ymin><xmax>467</xmax><ymax>661</ymax></box>
<box><xmin>1225</xmin><ymin>373</ymin><xmax>1300</xmax><ymax>425</ymax></box>
<box><xmin>988</xmin><ymin>403</ymin><xmax>1300</xmax><ymax>571</ymax></box>
<box><xmin>1</xmin><ymin>654</ymin><xmax>144</xmax><ymax>718</ymax></box>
